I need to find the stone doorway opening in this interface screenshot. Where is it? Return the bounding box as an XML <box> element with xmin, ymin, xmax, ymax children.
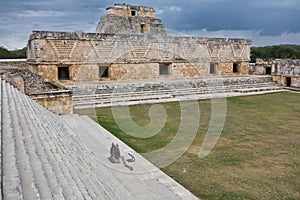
<box><xmin>99</xmin><ymin>66</ymin><xmax>109</xmax><ymax>78</ymax></box>
<box><xmin>286</xmin><ymin>77</ymin><xmax>291</xmax><ymax>87</ymax></box>
<box><xmin>58</xmin><ymin>66</ymin><xmax>70</xmax><ymax>80</ymax></box>
<box><xmin>233</xmin><ymin>63</ymin><xmax>238</xmax><ymax>73</ymax></box>
<box><xmin>266</xmin><ymin>67</ymin><xmax>271</xmax><ymax>75</ymax></box>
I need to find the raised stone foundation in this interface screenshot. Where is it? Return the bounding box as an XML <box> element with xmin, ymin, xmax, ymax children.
<box><xmin>30</xmin><ymin>90</ymin><xmax>73</xmax><ymax>115</ymax></box>
<box><xmin>67</xmin><ymin>76</ymin><xmax>283</xmax><ymax>109</ymax></box>
<box><xmin>0</xmin><ymin>59</ymin><xmax>28</xmax><ymax>69</ymax></box>
<box><xmin>0</xmin><ymin>67</ymin><xmax>73</xmax><ymax>114</ymax></box>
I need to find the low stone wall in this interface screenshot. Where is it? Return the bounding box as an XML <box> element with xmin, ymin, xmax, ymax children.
<box><xmin>30</xmin><ymin>91</ymin><xmax>73</xmax><ymax>115</ymax></box>
<box><xmin>86</xmin><ymin>75</ymin><xmax>274</xmax><ymax>94</ymax></box>
<box><xmin>0</xmin><ymin>59</ymin><xmax>28</xmax><ymax>69</ymax></box>
<box><xmin>1</xmin><ymin>68</ymin><xmax>73</xmax><ymax>114</ymax></box>
<box><xmin>273</xmin><ymin>74</ymin><xmax>300</xmax><ymax>87</ymax></box>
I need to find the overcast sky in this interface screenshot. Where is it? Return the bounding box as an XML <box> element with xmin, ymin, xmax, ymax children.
<box><xmin>1</xmin><ymin>0</ymin><xmax>300</xmax><ymax>50</ymax></box>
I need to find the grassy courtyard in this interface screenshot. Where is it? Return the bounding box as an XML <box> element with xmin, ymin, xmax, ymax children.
<box><xmin>96</xmin><ymin>92</ymin><xmax>300</xmax><ymax>200</ymax></box>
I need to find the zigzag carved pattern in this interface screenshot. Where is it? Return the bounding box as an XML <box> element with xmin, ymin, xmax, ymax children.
<box><xmin>207</xmin><ymin>42</ymin><xmax>222</xmax><ymax>58</ymax></box>
<box><xmin>231</xmin><ymin>43</ymin><xmax>245</xmax><ymax>58</ymax></box>
<box><xmin>49</xmin><ymin>40</ymin><xmax>78</xmax><ymax>58</ymax></box>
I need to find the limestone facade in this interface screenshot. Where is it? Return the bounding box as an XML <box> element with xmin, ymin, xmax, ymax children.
<box><xmin>255</xmin><ymin>58</ymin><xmax>300</xmax><ymax>87</ymax></box>
<box><xmin>27</xmin><ymin>4</ymin><xmax>251</xmax><ymax>83</ymax></box>
<box><xmin>31</xmin><ymin>91</ymin><xmax>73</xmax><ymax>115</ymax></box>
<box><xmin>96</xmin><ymin>4</ymin><xmax>165</xmax><ymax>35</ymax></box>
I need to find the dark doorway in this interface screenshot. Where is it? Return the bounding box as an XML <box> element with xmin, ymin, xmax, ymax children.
<box><xmin>159</xmin><ymin>63</ymin><xmax>169</xmax><ymax>76</ymax></box>
<box><xmin>233</xmin><ymin>63</ymin><xmax>238</xmax><ymax>73</ymax></box>
<box><xmin>141</xmin><ymin>24</ymin><xmax>145</xmax><ymax>33</ymax></box>
<box><xmin>58</xmin><ymin>67</ymin><xmax>70</xmax><ymax>80</ymax></box>
<box><xmin>210</xmin><ymin>63</ymin><xmax>216</xmax><ymax>74</ymax></box>
<box><xmin>274</xmin><ymin>63</ymin><xmax>278</xmax><ymax>74</ymax></box>
<box><xmin>99</xmin><ymin>66</ymin><xmax>109</xmax><ymax>78</ymax></box>
<box><xmin>266</xmin><ymin>67</ymin><xmax>271</xmax><ymax>75</ymax></box>
<box><xmin>131</xmin><ymin>10</ymin><xmax>136</xmax><ymax>16</ymax></box>
<box><xmin>286</xmin><ymin>77</ymin><xmax>291</xmax><ymax>87</ymax></box>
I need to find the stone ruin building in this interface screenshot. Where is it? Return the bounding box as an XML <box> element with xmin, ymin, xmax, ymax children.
<box><xmin>0</xmin><ymin>4</ymin><xmax>290</xmax><ymax>199</ymax></box>
<box><xmin>24</xmin><ymin>3</ymin><xmax>286</xmax><ymax>110</ymax></box>
<box><xmin>27</xmin><ymin>3</ymin><xmax>251</xmax><ymax>83</ymax></box>
<box><xmin>255</xmin><ymin>58</ymin><xmax>300</xmax><ymax>87</ymax></box>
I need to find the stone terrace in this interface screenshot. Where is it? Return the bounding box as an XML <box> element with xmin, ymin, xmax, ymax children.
<box><xmin>0</xmin><ymin>78</ymin><xmax>198</xmax><ymax>199</ymax></box>
<box><xmin>65</xmin><ymin>76</ymin><xmax>285</xmax><ymax>109</ymax></box>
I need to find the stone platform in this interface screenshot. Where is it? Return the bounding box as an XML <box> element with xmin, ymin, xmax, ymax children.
<box><xmin>0</xmin><ymin>78</ymin><xmax>198</xmax><ymax>199</ymax></box>
<box><xmin>64</xmin><ymin>75</ymin><xmax>286</xmax><ymax>109</ymax></box>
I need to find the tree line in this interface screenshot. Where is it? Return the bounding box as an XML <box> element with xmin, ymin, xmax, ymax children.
<box><xmin>0</xmin><ymin>46</ymin><xmax>27</xmax><ymax>59</ymax></box>
<box><xmin>1</xmin><ymin>44</ymin><xmax>300</xmax><ymax>62</ymax></box>
<box><xmin>250</xmin><ymin>45</ymin><xmax>300</xmax><ymax>63</ymax></box>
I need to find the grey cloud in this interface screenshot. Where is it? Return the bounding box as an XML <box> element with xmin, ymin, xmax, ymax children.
<box><xmin>1</xmin><ymin>0</ymin><xmax>300</xmax><ymax>49</ymax></box>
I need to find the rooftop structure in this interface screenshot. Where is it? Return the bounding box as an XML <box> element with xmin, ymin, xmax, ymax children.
<box><xmin>96</xmin><ymin>3</ymin><xmax>166</xmax><ymax>34</ymax></box>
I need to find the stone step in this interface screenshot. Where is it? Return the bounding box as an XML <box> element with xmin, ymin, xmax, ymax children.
<box><xmin>14</xmin><ymin>85</ymin><xmax>86</xmax><ymax>198</ymax></box>
<box><xmin>24</xmin><ymin>98</ymin><xmax>92</xmax><ymax>199</ymax></box>
<box><xmin>72</xmin><ymin>80</ymin><xmax>282</xmax><ymax>109</ymax></box>
<box><xmin>1</xmin><ymin>79</ymin><xmax>199</xmax><ymax>199</ymax></box>
<box><xmin>8</xmin><ymin>85</ymin><xmax>40</xmax><ymax>199</ymax></box>
<box><xmin>14</xmin><ymin>82</ymin><xmax>63</xmax><ymax>199</ymax></box>
<box><xmin>0</xmin><ymin>79</ymin><xmax>2</xmax><ymax>199</ymax></box>
<box><xmin>26</xmin><ymin>92</ymin><xmax>122</xmax><ymax>198</ymax></box>
<box><xmin>2</xmin><ymin>81</ymin><xmax>23</xmax><ymax>199</ymax></box>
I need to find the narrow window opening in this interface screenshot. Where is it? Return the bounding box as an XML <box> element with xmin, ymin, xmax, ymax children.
<box><xmin>210</xmin><ymin>63</ymin><xmax>216</xmax><ymax>74</ymax></box>
<box><xmin>58</xmin><ymin>66</ymin><xmax>70</xmax><ymax>80</ymax></box>
<box><xmin>233</xmin><ymin>63</ymin><xmax>238</xmax><ymax>73</ymax></box>
<box><xmin>99</xmin><ymin>66</ymin><xmax>109</xmax><ymax>78</ymax></box>
<box><xmin>159</xmin><ymin>64</ymin><xmax>169</xmax><ymax>76</ymax></box>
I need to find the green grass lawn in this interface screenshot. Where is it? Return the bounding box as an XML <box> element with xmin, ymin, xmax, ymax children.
<box><xmin>96</xmin><ymin>92</ymin><xmax>300</xmax><ymax>200</ymax></box>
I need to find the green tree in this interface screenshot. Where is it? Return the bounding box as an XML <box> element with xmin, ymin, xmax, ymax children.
<box><xmin>0</xmin><ymin>46</ymin><xmax>26</xmax><ymax>59</ymax></box>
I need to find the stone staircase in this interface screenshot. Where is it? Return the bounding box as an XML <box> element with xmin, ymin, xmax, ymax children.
<box><xmin>70</xmin><ymin>76</ymin><xmax>285</xmax><ymax>109</ymax></box>
<box><xmin>0</xmin><ymin>78</ymin><xmax>198</xmax><ymax>199</ymax></box>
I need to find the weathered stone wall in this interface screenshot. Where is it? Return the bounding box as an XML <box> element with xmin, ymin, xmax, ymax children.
<box><xmin>106</xmin><ymin>4</ymin><xmax>156</xmax><ymax>18</ymax></box>
<box><xmin>1</xmin><ymin>68</ymin><xmax>73</xmax><ymax>114</ymax></box>
<box><xmin>27</xmin><ymin>31</ymin><xmax>251</xmax><ymax>83</ymax></box>
<box><xmin>96</xmin><ymin>13</ymin><xmax>166</xmax><ymax>34</ymax></box>
<box><xmin>0</xmin><ymin>59</ymin><xmax>28</xmax><ymax>69</ymax></box>
<box><xmin>255</xmin><ymin>58</ymin><xmax>300</xmax><ymax>87</ymax></box>
<box><xmin>96</xmin><ymin>4</ymin><xmax>165</xmax><ymax>34</ymax></box>
<box><xmin>255</xmin><ymin>58</ymin><xmax>300</xmax><ymax>75</ymax></box>
<box><xmin>31</xmin><ymin>93</ymin><xmax>73</xmax><ymax>115</ymax></box>
<box><xmin>92</xmin><ymin>75</ymin><xmax>275</xmax><ymax>95</ymax></box>
<box><xmin>272</xmin><ymin>74</ymin><xmax>300</xmax><ymax>87</ymax></box>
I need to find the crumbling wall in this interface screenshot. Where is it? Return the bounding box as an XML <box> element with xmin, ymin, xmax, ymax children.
<box><xmin>0</xmin><ymin>59</ymin><xmax>28</xmax><ymax>69</ymax></box>
<box><xmin>96</xmin><ymin>4</ymin><xmax>165</xmax><ymax>34</ymax></box>
<box><xmin>255</xmin><ymin>58</ymin><xmax>300</xmax><ymax>87</ymax></box>
<box><xmin>31</xmin><ymin>92</ymin><xmax>73</xmax><ymax>115</ymax></box>
<box><xmin>1</xmin><ymin>68</ymin><xmax>73</xmax><ymax>114</ymax></box>
<box><xmin>255</xmin><ymin>58</ymin><xmax>300</xmax><ymax>75</ymax></box>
